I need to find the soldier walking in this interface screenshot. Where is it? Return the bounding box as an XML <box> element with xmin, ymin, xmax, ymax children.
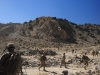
<box><xmin>92</xmin><ymin>50</ymin><xmax>95</xmax><ymax>58</ymax></box>
<box><xmin>81</xmin><ymin>53</ymin><xmax>90</xmax><ymax>70</ymax></box>
<box><xmin>60</xmin><ymin>53</ymin><xmax>67</xmax><ymax>68</ymax></box>
<box><xmin>0</xmin><ymin>43</ymin><xmax>23</xmax><ymax>75</ymax></box>
<box><xmin>72</xmin><ymin>50</ymin><xmax>74</xmax><ymax>54</ymax></box>
<box><xmin>39</xmin><ymin>52</ymin><xmax>47</xmax><ymax>71</ymax></box>
<box><xmin>95</xmin><ymin>50</ymin><xmax>99</xmax><ymax>57</ymax></box>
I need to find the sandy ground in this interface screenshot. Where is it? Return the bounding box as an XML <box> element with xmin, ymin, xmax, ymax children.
<box><xmin>24</xmin><ymin>67</ymin><xmax>85</xmax><ymax>75</ymax></box>
<box><xmin>21</xmin><ymin>50</ymin><xmax>100</xmax><ymax>75</ymax></box>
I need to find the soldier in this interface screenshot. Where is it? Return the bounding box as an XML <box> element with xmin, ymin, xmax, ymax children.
<box><xmin>0</xmin><ymin>43</ymin><xmax>23</xmax><ymax>75</ymax></box>
<box><xmin>95</xmin><ymin>50</ymin><xmax>99</xmax><ymax>57</ymax></box>
<box><xmin>39</xmin><ymin>52</ymin><xmax>47</xmax><ymax>71</ymax></box>
<box><xmin>84</xmin><ymin>52</ymin><xmax>87</xmax><ymax>56</ymax></box>
<box><xmin>60</xmin><ymin>53</ymin><xmax>67</xmax><ymax>68</ymax></box>
<box><xmin>72</xmin><ymin>50</ymin><xmax>74</xmax><ymax>54</ymax></box>
<box><xmin>81</xmin><ymin>53</ymin><xmax>90</xmax><ymax>70</ymax></box>
<box><xmin>92</xmin><ymin>50</ymin><xmax>95</xmax><ymax>57</ymax></box>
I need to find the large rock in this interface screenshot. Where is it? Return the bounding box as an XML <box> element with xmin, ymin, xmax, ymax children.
<box><xmin>62</xmin><ymin>70</ymin><xmax>68</xmax><ymax>75</ymax></box>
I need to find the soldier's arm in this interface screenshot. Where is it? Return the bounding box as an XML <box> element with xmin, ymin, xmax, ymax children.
<box><xmin>45</xmin><ymin>57</ymin><xmax>47</xmax><ymax>61</ymax></box>
<box><xmin>0</xmin><ymin>53</ymin><xmax>8</xmax><ymax>67</ymax></box>
<box><xmin>65</xmin><ymin>56</ymin><xmax>66</xmax><ymax>59</ymax></box>
<box><xmin>20</xmin><ymin>63</ymin><xmax>23</xmax><ymax>75</ymax></box>
<box><xmin>19</xmin><ymin>55</ymin><xmax>23</xmax><ymax>74</ymax></box>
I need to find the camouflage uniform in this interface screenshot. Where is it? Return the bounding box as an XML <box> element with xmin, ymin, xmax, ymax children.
<box><xmin>92</xmin><ymin>50</ymin><xmax>95</xmax><ymax>57</ymax></box>
<box><xmin>82</xmin><ymin>55</ymin><xmax>90</xmax><ymax>70</ymax></box>
<box><xmin>72</xmin><ymin>50</ymin><xmax>74</xmax><ymax>54</ymax></box>
<box><xmin>95</xmin><ymin>50</ymin><xmax>99</xmax><ymax>57</ymax></box>
<box><xmin>0</xmin><ymin>43</ymin><xmax>22</xmax><ymax>75</ymax></box>
<box><xmin>39</xmin><ymin>53</ymin><xmax>47</xmax><ymax>71</ymax></box>
<box><xmin>60</xmin><ymin>53</ymin><xmax>67</xmax><ymax>68</ymax></box>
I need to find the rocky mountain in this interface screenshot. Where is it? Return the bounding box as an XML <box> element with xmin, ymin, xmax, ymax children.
<box><xmin>20</xmin><ymin>17</ymin><xmax>77</xmax><ymax>43</ymax></box>
<box><xmin>0</xmin><ymin>16</ymin><xmax>100</xmax><ymax>49</ymax></box>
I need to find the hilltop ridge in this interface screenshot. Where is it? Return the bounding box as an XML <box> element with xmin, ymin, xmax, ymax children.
<box><xmin>0</xmin><ymin>16</ymin><xmax>100</xmax><ymax>49</ymax></box>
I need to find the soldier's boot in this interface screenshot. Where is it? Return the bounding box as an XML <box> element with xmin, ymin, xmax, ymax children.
<box><xmin>38</xmin><ymin>66</ymin><xmax>41</xmax><ymax>71</ymax></box>
<box><xmin>60</xmin><ymin>64</ymin><xmax>62</xmax><ymax>68</ymax></box>
<box><xmin>38</xmin><ymin>67</ymin><xmax>40</xmax><ymax>71</ymax></box>
<box><xmin>65</xmin><ymin>65</ymin><xmax>67</xmax><ymax>68</ymax></box>
<box><xmin>84</xmin><ymin>66</ymin><xmax>86</xmax><ymax>70</ymax></box>
<box><xmin>64</xmin><ymin>63</ymin><xmax>67</xmax><ymax>68</ymax></box>
<box><xmin>43</xmin><ymin>66</ymin><xmax>46</xmax><ymax>71</ymax></box>
<box><xmin>60</xmin><ymin>65</ymin><xmax>62</xmax><ymax>68</ymax></box>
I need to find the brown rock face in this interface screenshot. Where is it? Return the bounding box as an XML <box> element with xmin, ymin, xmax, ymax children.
<box><xmin>20</xmin><ymin>17</ymin><xmax>76</xmax><ymax>43</ymax></box>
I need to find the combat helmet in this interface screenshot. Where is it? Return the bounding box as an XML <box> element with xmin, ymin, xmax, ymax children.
<box><xmin>7</xmin><ymin>43</ymin><xmax>15</xmax><ymax>49</ymax></box>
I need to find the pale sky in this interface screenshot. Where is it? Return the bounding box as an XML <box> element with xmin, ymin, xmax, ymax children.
<box><xmin>0</xmin><ymin>0</ymin><xmax>100</xmax><ymax>24</ymax></box>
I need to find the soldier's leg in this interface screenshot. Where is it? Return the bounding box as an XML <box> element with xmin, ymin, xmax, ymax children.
<box><xmin>39</xmin><ymin>63</ymin><xmax>43</xmax><ymax>71</ymax></box>
<box><xmin>43</xmin><ymin>62</ymin><xmax>46</xmax><ymax>71</ymax></box>
<box><xmin>85</xmin><ymin>63</ymin><xmax>88</xmax><ymax>70</ymax></box>
<box><xmin>84</xmin><ymin>65</ymin><xmax>86</xmax><ymax>70</ymax></box>
<box><xmin>72</xmin><ymin>51</ymin><xmax>73</xmax><ymax>54</ymax></box>
<box><xmin>97</xmin><ymin>54</ymin><xmax>98</xmax><ymax>57</ymax></box>
<box><xmin>93</xmin><ymin>54</ymin><xmax>94</xmax><ymax>58</ymax></box>
<box><xmin>60</xmin><ymin>62</ymin><xmax>62</xmax><ymax>68</ymax></box>
<box><xmin>43</xmin><ymin>66</ymin><xmax>45</xmax><ymax>71</ymax></box>
<box><xmin>94</xmin><ymin>53</ymin><xmax>95</xmax><ymax>56</ymax></box>
<box><xmin>64</xmin><ymin>62</ymin><xmax>67</xmax><ymax>68</ymax></box>
<box><xmin>83</xmin><ymin>61</ymin><xmax>86</xmax><ymax>70</ymax></box>
<box><xmin>86</xmin><ymin>63</ymin><xmax>88</xmax><ymax>70</ymax></box>
<box><xmin>84</xmin><ymin>61</ymin><xmax>88</xmax><ymax>70</ymax></box>
<box><xmin>39</xmin><ymin>65</ymin><xmax>42</xmax><ymax>71</ymax></box>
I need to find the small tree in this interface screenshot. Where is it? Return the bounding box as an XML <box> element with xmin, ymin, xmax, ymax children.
<box><xmin>29</xmin><ymin>20</ymin><xmax>32</xmax><ymax>23</ymax></box>
<box><xmin>24</xmin><ymin>21</ymin><xmax>27</xmax><ymax>24</ymax></box>
<box><xmin>28</xmin><ymin>24</ymin><xmax>33</xmax><ymax>31</ymax></box>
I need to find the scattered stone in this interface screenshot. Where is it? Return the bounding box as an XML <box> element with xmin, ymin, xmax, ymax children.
<box><xmin>62</xmin><ymin>70</ymin><xmax>68</xmax><ymax>75</ymax></box>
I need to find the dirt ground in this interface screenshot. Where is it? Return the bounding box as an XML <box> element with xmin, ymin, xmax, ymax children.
<box><xmin>22</xmin><ymin>49</ymin><xmax>100</xmax><ymax>75</ymax></box>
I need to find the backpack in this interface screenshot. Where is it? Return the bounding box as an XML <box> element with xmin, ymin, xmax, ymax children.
<box><xmin>0</xmin><ymin>52</ymin><xmax>22</xmax><ymax>73</ymax></box>
<box><xmin>82</xmin><ymin>55</ymin><xmax>90</xmax><ymax>61</ymax></box>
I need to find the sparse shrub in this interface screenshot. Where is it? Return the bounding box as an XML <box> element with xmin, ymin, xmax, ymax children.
<box><xmin>28</xmin><ymin>24</ymin><xmax>33</xmax><ymax>31</ymax></box>
<box><xmin>29</xmin><ymin>20</ymin><xmax>32</xmax><ymax>23</ymax></box>
<box><xmin>52</xmin><ymin>17</ymin><xmax>56</xmax><ymax>19</ymax></box>
<box><xmin>84</xmin><ymin>38</ymin><xmax>87</xmax><ymax>41</ymax></box>
<box><xmin>24</xmin><ymin>21</ymin><xmax>27</xmax><ymax>24</ymax></box>
<box><xmin>78</xmin><ymin>33</ymin><xmax>82</xmax><ymax>36</ymax></box>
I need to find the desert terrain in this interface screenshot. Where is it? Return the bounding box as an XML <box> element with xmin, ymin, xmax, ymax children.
<box><xmin>0</xmin><ymin>17</ymin><xmax>100</xmax><ymax>75</ymax></box>
<box><xmin>20</xmin><ymin>45</ymin><xmax>100</xmax><ymax>75</ymax></box>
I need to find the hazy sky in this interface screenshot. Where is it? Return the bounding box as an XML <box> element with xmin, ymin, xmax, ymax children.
<box><xmin>0</xmin><ymin>0</ymin><xmax>100</xmax><ymax>24</ymax></box>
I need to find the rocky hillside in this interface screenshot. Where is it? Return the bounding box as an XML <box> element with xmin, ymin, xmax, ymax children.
<box><xmin>0</xmin><ymin>16</ymin><xmax>100</xmax><ymax>48</ymax></box>
<box><xmin>20</xmin><ymin>17</ymin><xmax>77</xmax><ymax>43</ymax></box>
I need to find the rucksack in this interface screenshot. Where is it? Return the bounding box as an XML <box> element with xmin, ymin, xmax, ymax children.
<box><xmin>0</xmin><ymin>52</ymin><xmax>22</xmax><ymax>73</ymax></box>
<box><xmin>82</xmin><ymin>55</ymin><xmax>90</xmax><ymax>61</ymax></box>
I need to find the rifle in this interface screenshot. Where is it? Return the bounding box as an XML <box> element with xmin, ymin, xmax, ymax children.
<box><xmin>0</xmin><ymin>47</ymin><xmax>24</xmax><ymax>75</ymax></box>
<box><xmin>0</xmin><ymin>53</ymin><xmax>12</xmax><ymax>74</ymax></box>
<box><xmin>0</xmin><ymin>47</ymin><xmax>7</xmax><ymax>57</ymax></box>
